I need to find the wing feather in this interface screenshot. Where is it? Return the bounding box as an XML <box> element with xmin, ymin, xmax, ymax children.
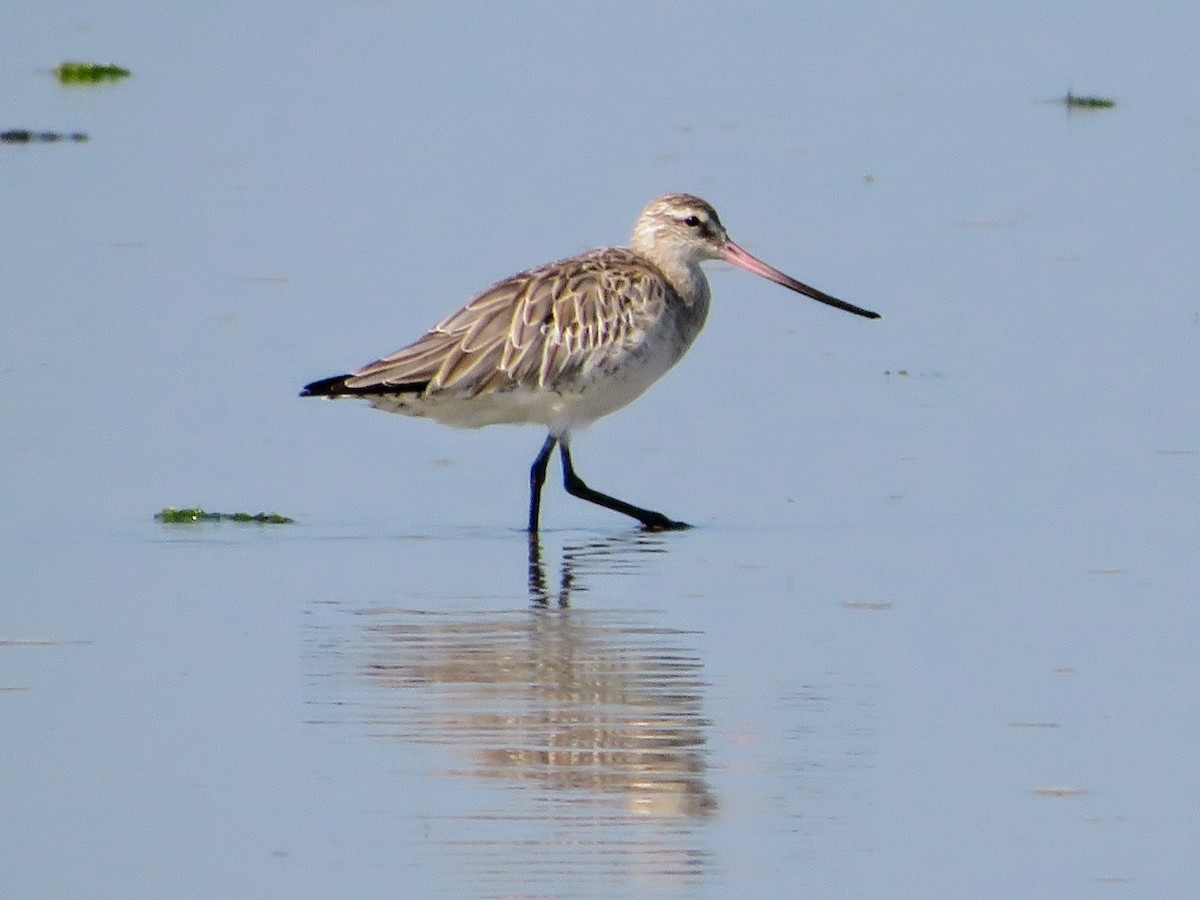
<box><xmin>343</xmin><ymin>248</ymin><xmax>670</xmax><ymax>397</ymax></box>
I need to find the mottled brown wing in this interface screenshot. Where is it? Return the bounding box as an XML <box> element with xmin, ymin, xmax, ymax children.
<box><xmin>343</xmin><ymin>249</ymin><xmax>668</xmax><ymax>396</ymax></box>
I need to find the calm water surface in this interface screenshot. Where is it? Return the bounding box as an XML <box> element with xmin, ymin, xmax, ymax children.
<box><xmin>3</xmin><ymin>1</ymin><xmax>1199</xmax><ymax>897</ymax></box>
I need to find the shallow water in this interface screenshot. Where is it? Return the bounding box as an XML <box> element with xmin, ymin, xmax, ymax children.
<box><xmin>3</xmin><ymin>2</ymin><xmax>1199</xmax><ymax>897</ymax></box>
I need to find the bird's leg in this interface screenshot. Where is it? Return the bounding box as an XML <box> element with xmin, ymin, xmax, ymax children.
<box><xmin>558</xmin><ymin>440</ymin><xmax>691</xmax><ymax>531</ymax></box>
<box><xmin>528</xmin><ymin>434</ymin><xmax>557</xmax><ymax>533</ymax></box>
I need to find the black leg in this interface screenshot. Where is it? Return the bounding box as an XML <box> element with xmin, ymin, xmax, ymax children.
<box><xmin>558</xmin><ymin>440</ymin><xmax>690</xmax><ymax>531</ymax></box>
<box><xmin>528</xmin><ymin>434</ymin><xmax>557</xmax><ymax>533</ymax></box>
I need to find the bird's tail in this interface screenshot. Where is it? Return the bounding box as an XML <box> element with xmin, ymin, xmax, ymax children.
<box><xmin>300</xmin><ymin>374</ymin><xmax>431</xmax><ymax>398</ymax></box>
<box><xmin>300</xmin><ymin>374</ymin><xmax>353</xmax><ymax>398</ymax></box>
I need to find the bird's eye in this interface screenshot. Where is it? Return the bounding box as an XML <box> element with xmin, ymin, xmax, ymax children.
<box><xmin>684</xmin><ymin>215</ymin><xmax>701</xmax><ymax>228</ymax></box>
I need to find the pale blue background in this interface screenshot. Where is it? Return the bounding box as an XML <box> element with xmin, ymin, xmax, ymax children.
<box><xmin>3</xmin><ymin>2</ymin><xmax>1198</xmax><ymax>897</ymax></box>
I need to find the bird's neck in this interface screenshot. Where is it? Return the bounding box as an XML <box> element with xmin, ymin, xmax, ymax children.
<box><xmin>654</xmin><ymin>256</ymin><xmax>710</xmax><ymax>310</ymax></box>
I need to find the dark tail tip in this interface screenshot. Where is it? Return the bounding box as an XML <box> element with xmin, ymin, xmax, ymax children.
<box><xmin>300</xmin><ymin>374</ymin><xmax>352</xmax><ymax>398</ymax></box>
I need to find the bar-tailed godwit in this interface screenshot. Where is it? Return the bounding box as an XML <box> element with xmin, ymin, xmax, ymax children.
<box><xmin>302</xmin><ymin>193</ymin><xmax>880</xmax><ymax>532</ymax></box>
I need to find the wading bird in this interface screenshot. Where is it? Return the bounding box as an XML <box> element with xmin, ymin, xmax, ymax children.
<box><xmin>302</xmin><ymin>193</ymin><xmax>880</xmax><ymax>531</ymax></box>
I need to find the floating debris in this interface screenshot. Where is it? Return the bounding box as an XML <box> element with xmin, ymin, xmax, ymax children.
<box><xmin>1062</xmin><ymin>90</ymin><xmax>1115</xmax><ymax>109</ymax></box>
<box><xmin>155</xmin><ymin>507</ymin><xmax>295</xmax><ymax>525</ymax></box>
<box><xmin>55</xmin><ymin>61</ymin><xmax>131</xmax><ymax>84</ymax></box>
<box><xmin>1</xmin><ymin>129</ymin><xmax>88</xmax><ymax>144</ymax></box>
<box><xmin>842</xmin><ymin>600</ymin><xmax>892</xmax><ymax>611</ymax></box>
<box><xmin>1033</xmin><ymin>785</ymin><xmax>1089</xmax><ymax>798</ymax></box>
<box><xmin>883</xmin><ymin>369</ymin><xmax>948</xmax><ymax>378</ymax></box>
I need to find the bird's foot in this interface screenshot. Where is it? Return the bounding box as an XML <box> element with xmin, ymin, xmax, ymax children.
<box><xmin>639</xmin><ymin>513</ymin><xmax>692</xmax><ymax>532</ymax></box>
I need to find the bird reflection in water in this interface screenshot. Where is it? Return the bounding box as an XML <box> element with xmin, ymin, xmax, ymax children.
<box><xmin>360</xmin><ymin>531</ymin><xmax>715</xmax><ymax>865</ymax></box>
<box><xmin>526</xmin><ymin>529</ymin><xmax>669</xmax><ymax>608</ymax></box>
